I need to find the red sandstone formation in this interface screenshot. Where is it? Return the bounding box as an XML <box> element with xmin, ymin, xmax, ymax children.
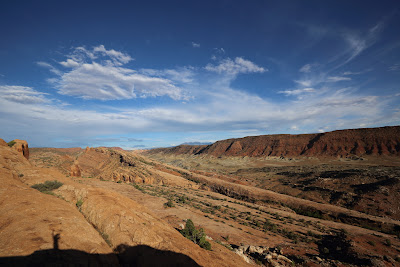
<box><xmin>10</xmin><ymin>139</ymin><xmax>30</xmax><ymax>159</ymax></box>
<box><xmin>148</xmin><ymin>126</ymin><xmax>400</xmax><ymax>158</ymax></box>
<box><xmin>0</xmin><ymin>138</ymin><xmax>7</xmax><ymax>146</ymax></box>
<box><xmin>70</xmin><ymin>161</ymin><xmax>81</xmax><ymax>177</ymax></box>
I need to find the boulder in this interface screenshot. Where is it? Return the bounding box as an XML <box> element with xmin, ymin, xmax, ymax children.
<box><xmin>10</xmin><ymin>139</ymin><xmax>29</xmax><ymax>159</ymax></box>
<box><xmin>70</xmin><ymin>161</ymin><xmax>81</xmax><ymax>177</ymax></box>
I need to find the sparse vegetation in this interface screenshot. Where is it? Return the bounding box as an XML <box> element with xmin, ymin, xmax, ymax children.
<box><xmin>180</xmin><ymin>219</ymin><xmax>211</xmax><ymax>250</ymax></box>
<box><xmin>164</xmin><ymin>199</ymin><xmax>175</xmax><ymax>208</ymax></box>
<box><xmin>76</xmin><ymin>199</ymin><xmax>84</xmax><ymax>210</ymax></box>
<box><xmin>31</xmin><ymin>180</ymin><xmax>63</xmax><ymax>194</ymax></box>
<box><xmin>367</xmin><ymin>240</ymin><xmax>375</xmax><ymax>246</ymax></box>
<box><xmin>7</xmin><ymin>140</ymin><xmax>16</xmax><ymax>147</ymax></box>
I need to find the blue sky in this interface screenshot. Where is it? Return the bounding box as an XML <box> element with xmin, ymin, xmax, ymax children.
<box><xmin>1</xmin><ymin>1</ymin><xmax>399</xmax><ymax>149</ymax></box>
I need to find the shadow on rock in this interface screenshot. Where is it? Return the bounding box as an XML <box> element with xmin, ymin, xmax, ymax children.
<box><xmin>0</xmin><ymin>244</ymin><xmax>201</xmax><ymax>267</ymax></box>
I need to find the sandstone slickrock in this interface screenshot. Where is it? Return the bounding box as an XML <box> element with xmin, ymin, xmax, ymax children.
<box><xmin>0</xmin><ymin>141</ymin><xmax>250</xmax><ymax>266</ymax></box>
<box><xmin>0</xmin><ymin>145</ymin><xmax>117</xmax><ymax>265</ymax></box>
<box><xmin>148</xmin><ymin>126</ymin><xmax>400</xmax><ymax>158</ymax></box>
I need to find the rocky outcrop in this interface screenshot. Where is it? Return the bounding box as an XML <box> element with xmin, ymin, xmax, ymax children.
<box><xmin>148</xmin><ymin>126</ymin><xmax>400</xmax><ymax>158</ymax></box>
<box><xmin>9</xmin><ymin>139</ymin><xmax>30</xmax><ymax>159</ymax></box>
<box><xmin>0</xmin><ymin>141</ymin><xmax>250</xmax><ymax>267</ymax></box>
<box><xmin>232</xmin><ymin>244</ymin><xmax>293</xmax><ymax>266</ymax></box>
<box><xmin>0</xmin><ymin>138</ymin><xmax>7</xmax><ymax>146</ymax></box>
<box><xmin>77</xmin><ymin>147</ymin><xmax>159</xmax><ymax>185</ymax></box>
<box><xmin>70</xmin><ymin>161</ymin><xmax>81</xmax><ymax>177</ymax></box>
<box><xmin>0</xmin><ymin>145</ymin><xmax>116</xmax><ymax>264</ymax></box>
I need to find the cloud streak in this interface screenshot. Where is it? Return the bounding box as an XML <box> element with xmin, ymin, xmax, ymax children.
<box><xmin>205</xmin><ymin>57</ymin><xmax>266</xmax><ymax>76</ymax></box>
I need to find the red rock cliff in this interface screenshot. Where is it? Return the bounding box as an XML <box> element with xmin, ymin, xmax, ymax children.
<box><xmin>149</xmin><ymin>126</ymin><xmax>400</xmax><ymax>158</ymax></box>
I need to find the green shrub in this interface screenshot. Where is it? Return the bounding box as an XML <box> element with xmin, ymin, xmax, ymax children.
<box><xmin>7</xmin><ymin>140</ymin><xmax>16</xmax><ymax>147</ymax></box>
<box><xmin>367</xmin><ymin>240</ymin><xmax>375</xmax><ymax>246</ymax></box>
<box><xmin>164</xmin><ymin>199</ymin><xmax>175</xmax><ymax>208</ymax></box>
<box><xmin>180</xmin><ymin>219</ymin><xmax>211</xmax><ymax>250</ymax></box>
<box><xmin>384</xmin><ymin>239</ymin><xmax>391</xmax><ymax>247</ymax></box>
<box><xmin>76</xmin><ymin>199</ymin><xmax>84</xmax><ymax>209</ymax></box>
<box><xmin>31</xmin><ymin>180</ymin><xmax>63</xmax><ymax>193</ymax></box>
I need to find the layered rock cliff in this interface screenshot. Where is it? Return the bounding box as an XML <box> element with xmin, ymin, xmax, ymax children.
<box><xmin>148</xmin><ymin>126</ymin><xmax>400</xmax><ymax>158</ymax></box>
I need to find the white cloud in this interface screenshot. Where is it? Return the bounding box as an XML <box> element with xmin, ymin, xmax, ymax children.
<box><xmin>295</xmin><ymin>79</ymin><xmax>313</xmax><ymax>87</ymax></box>
<box><xmin>388</xmin><ymin>64</ymin><xmax>400</xmax><ymax>71</ymax></box>
<box><xmin>191</xmin><ymin>42</ymin><xmax>200</xmax><ymax>48</ymax></box>
<box><xmin>0</xmin><ymin>85</ymin><xmax>49</xmax><ymax>104</ymax></box>
<box><xmin>43</xmin><ymin>45</ymin><xmax>187</xmax><ymax>101</ymax></box>
<box><xmin>59</xmin><ymin>59</ymin><xmax>80</xmax><ymax>68</ymax></box>
<box><xmin>214</xmin><ymin>47</ymin><xmax>225</xmax><ymax>54</ymax></box>
<box><xmin>279</xmin><ymin>88</ymin><xmax>315</xmax><ymax>96</ymax></box>
<box><xmin>327</xmin><ymin>76</ymin><xmax>351</xmax><ymax>82</ymax></box>
<box><xmin>37</xmin><ymin>61</ymin><xmax>62</xmax><ymax>75</ymax></box>
<box><xmin>205</xmin><ymin>57</ymin><xmax>266</xmax><ymax>76</ymax></box>
<box><xmin>58</xmin><ymin>62</ymin><xmax>185</xmax><ymax>100</ymax></box>
<box><xmin>92</xmin><ymin>45</ymin><xmax>133</xmax><ymax>66</ymax></box>
<box><xmin>140</xmin><ymin>67</ymin><xmax>195</xmax><ymax>84</ymax></box>
<box><xmin>2</xmin><ymin>43</ymin><xmax>399</xmax><ymax>147</ymax></box>
<box><xmin>0</xmin><ymin>78</ymin><xmax>397</xmax><ymax>148</ymax></box>
<box><xmin>342</xmin><ymin>21</ymin><xmax>384</xmax><ymax>65</ymax></box>
<box><xmin>299</xmin><ymin>64</ymin><xmax>312</xmax><ymax>73</ymax></box>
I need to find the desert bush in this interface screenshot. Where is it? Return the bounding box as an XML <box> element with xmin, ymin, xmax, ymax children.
<box><xmin>164</xmin><ymin>199</ymin><xmax>175</xmax><ymax>208</ymax></box>
<box><xmin>367</xmin><ymin>240</ymin><xmax>375</xmax><ymax>246</ymax></box>
<box><xmin>76</xmin><ymin>199</ymin><xmax>84</xmax><ymax>209</ymax></box>
<box><xmin>180</xmin><ymin>219</ymin><xmax>211</xmax><ymax>250</ymax></box>
<box><xmin>31</xmin><ymin>180</ymin><xmax>63</xmax><ymax>193</ymax></box>
<box><xmin>263</xmin><ymin>219</ymin><xmax>277</xmax><ymax>232</ymax></box>
<box><xmin>293</xmin><ymin>207</ymin><xmax>323</xmax><ymax>219</ymax></box>
<box><xmin>7</xmin><ymin>140</ymin><xmax>16</xmax><ymax>147</ymax></box>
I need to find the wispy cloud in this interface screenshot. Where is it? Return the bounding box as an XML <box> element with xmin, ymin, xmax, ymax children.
<box><xmin>140</xmin><ymin>67</ymin><xmax>195</xmax><ymax>84</ymax></box>
<box><xmin>327</xmin><ymin>76</ymin><xmax>352</xmax><ymax>82</ymax></box>
<box><xmin>388</xmin><ymin>63</ymin><xmax>400</xmax><ymax>71</ymax></box>
<box><xmin>294</xmin><ymin>79</ymin><xmax>313</xmax><ymax>87</ymax></box>
<box><xmin>205</xmin><ymin>57</ymin><xmax>266</xmax><ymax>76</ymax></box>
<box><xmin>191</xmin><ymin>42</ymin><xmax>200</xmax><ymax>48</ymax></box>
<box><xmin>37</xmin><ymin>61</ymin><xmax>62</xmax><ymax>75</ymax></box>
<box><xmin>278</xmin><ymin>88</ymin><xmax>315</xmax><ymax>96</ymax></box>
<box><xmin>299</xmin><ymin>64</ymin><xmax>312</xmax><ymax>73</ymax></box>
<box><xmin>0</xmin><ymin>85</ymin><xmax>49</xmax><ymax>104</ymax></box>
<box><xmin>342</xmin><ymin>21</ymin><xmax>384</xmax><ymax>65</ymax></box>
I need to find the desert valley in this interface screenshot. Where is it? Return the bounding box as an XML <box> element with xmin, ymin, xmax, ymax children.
<box><xmin>1</xmin><ymin>126</ymin><xmax>400</xmax><ymax>266</ymax></box>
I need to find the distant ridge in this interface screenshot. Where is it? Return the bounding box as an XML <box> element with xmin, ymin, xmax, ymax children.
<box><xmin>180</xmin><ymin>142</ymin><xmax>213</xmax><ymax>146</ymax></box>
<box><xmin>147</xmin><ymin>126</ymin><xmax>400</xmax><ymax>158</ymax></box>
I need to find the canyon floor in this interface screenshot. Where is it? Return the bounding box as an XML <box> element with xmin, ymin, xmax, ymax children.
<box><xmin>1</xmin><ymin>139</ymin><xmax>400</xmax><ymax>266</ymax></box>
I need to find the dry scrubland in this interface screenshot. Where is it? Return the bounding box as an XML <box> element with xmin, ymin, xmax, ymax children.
<box><xmin>1</xmin><ymin>126</ymin><xmax>400</xmax><ymax>266</ymax></box>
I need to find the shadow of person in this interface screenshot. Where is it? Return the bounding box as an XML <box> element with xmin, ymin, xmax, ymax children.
<box><xmin>52</xmin><ymin>232</ymin><xmax>60</xmax><ymax>250</ymax></box>
<box><xmin>0</xmin><ymin>243</ymin><xmax>201</xmax><ymax>266</ymax></box>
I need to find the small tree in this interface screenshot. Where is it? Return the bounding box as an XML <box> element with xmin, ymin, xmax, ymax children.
<box><xmin>180</xmin><ymin>219</ymin><xmax>211</xmax><ymax>250</ymax></box>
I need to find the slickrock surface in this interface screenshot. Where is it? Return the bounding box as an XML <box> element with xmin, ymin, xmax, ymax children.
<box><xmin>1</xmin><ymin>141</ymin><xmax>250</xmax><ymax>266</ymax></box>
<box><xmin>0</xmin><ymin>145</ymin><xmax>116</xmax><ymax>264</ymax></box>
